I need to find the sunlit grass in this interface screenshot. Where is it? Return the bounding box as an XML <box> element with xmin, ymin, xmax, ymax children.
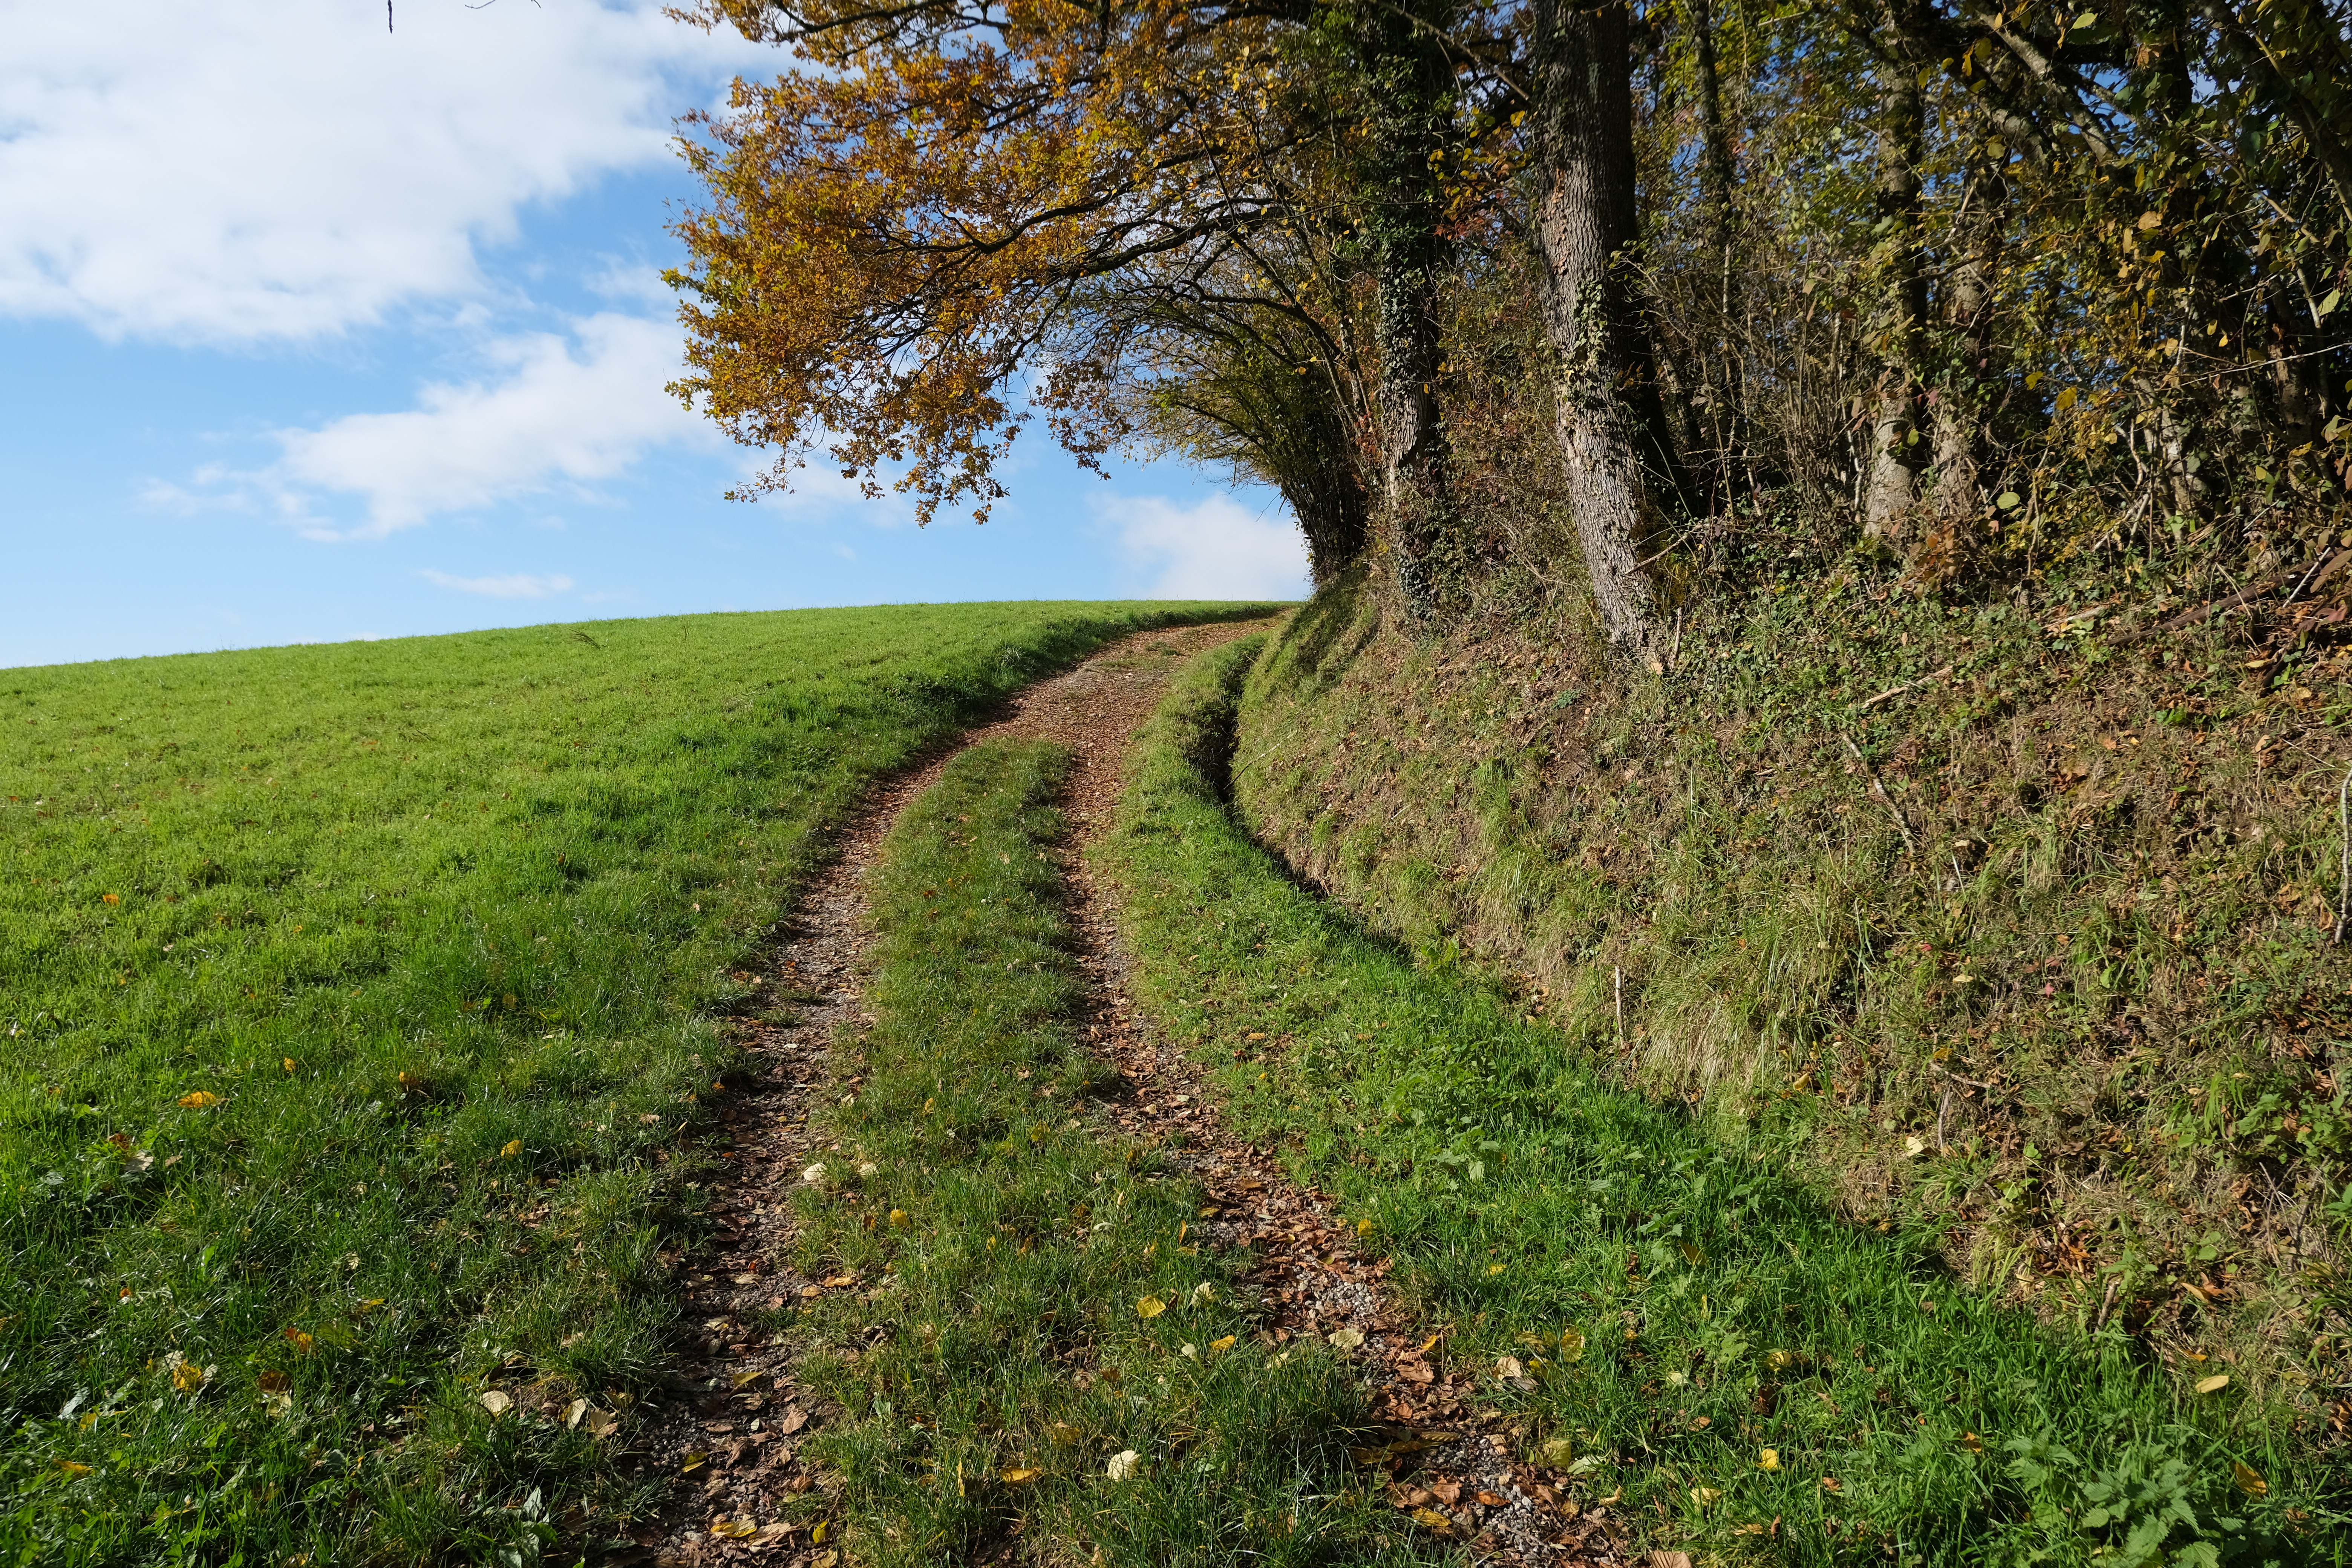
<box><xmin>0</xmin><ymin>601</ymin><xmax>1262</xmax><ymax>1563</ymax></box>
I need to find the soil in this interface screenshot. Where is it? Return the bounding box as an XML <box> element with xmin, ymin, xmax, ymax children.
<box><xmin>613</xmin><ymin>620</ymin><xmax>1623</xmax><ymax>1566</ymax></box>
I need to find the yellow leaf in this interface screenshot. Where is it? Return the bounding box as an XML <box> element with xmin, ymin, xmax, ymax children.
<box><xmin>1105</xmin><ymin>1449</ymin><xmax>1141</xmax><ymax>1480</ymax></box>
<box><xmin>1000</xmin><ymin>1467</ymin><xmax>1043</xmax><ymax>1484</ymax></box>
<box><xmin>1678</xmin><ymin>1241</ymin><xmax>1705</xmax><ymax>1264</ymax></box>
<box><xmin>1210</xmin><ymin>1335</ymin><xmax>1236</xmax><ymax>1352</ymax></box>
<box><xmin>710</xmin><ymin>1518</ymin><xmax>758</xmax><ymax>1539</ymax></box>
<box><xmin>500</xmin><ymin>1140</ymin><xmax>523</xmax><ymax>1159</ymax></box>
<box><xmin>282</xmin><ymin>1058</ymin><xmax>297</xmax><ymax>1074</ymax></box>
<box><xmin>1178</xmin><ymin>1342</ymin><xmax>1197</xmax><ymax>1360</ymax></box>
<box><xmin>582</xmin><ymin>1407</ymin><xmax>620</xmax><ymax>1439</ymax></box>
<box><xmin>1408</xmin><ymin>1507</ymin><xmax>1453</xmax><ymax>1530</ymax></box>
<box><xmin>822</xmin><ymin>1274</ymin><xmax>858</xmax><ymax>1288</ymax></box>
<box><xmin>812</xmin><ymin>1552</ymin><xmax>838</xmax><ymax>1568</ymax></box>
<box><xmin>730</xmin><ymin>1369</ymin><xmax>763</xmax><ymax>1388</ymax></box>
<box><xmin>1765</xmin><ymin>1349</ymin><xmax>1793</xmax><ymax>1370</ymax></box>
<box><xmin>170</xmin><ymin>1360</ymin><xmax>210</xmax><ymax>1395</ymax></box>
<box><xmin>681</xmin><ymin>1450</ymin><xmax>706</xmax><ymax>1473</ymax></box>
<box><xmin>888</xmin><ymin>1208</ymin><xmax>910</xmax><ymax>1228</ymax></box>
<box><xmin>177</xmin><ymin>1091</ymin><xmax>219</xmax><ymax>1109</ymax></box>
<box><xmin>1692</xmin><ymin>1486</ymin><xmax>1723</xmax><ymax>1504</ymax></box>
<box><xmin>1558</xmin><ymin>1327</ymin><xmax>1586</xmax><ymax>1361</ymax></box>
<box><xmin>56</xmin><ymin>1461</ymin><xmax>93</xmax><ymax>1478</ymax></box>
<box><xmin>2231</xmin><ymin>1460</ymin><xmax>2268</xmax><ymax>1497</ymax></box>
<box><xmin>1539</xmin><ymin>1436</ymin><xmax>1575</xmax><ymax>1465</ymax></box>
<box><xmin>1759</xmin><ymin>1449</ymin><xmax>1781</xmax><ymax>1471</ymax></box>
<box><xmin>1136</xmin><ymin>1295</ymin><xmax>1167</xmax><ymax>1319</ymax></box>
<box><xmin>2195</xmin><ymin>1374</ymin><xmax>2230</xmax><ymax>1394</ymax></box>
<box><xmin>1486</xmin><ymin>1263</ymin><xmax>1506</xmax><ymax>1276</ymax></box>
<box><xmin>811</xmin><ymin>1521</ymin><xmax>828</xmax><ymax>1543</ymax></box>
<box><xmin>283</xmin><ymin>1328</ymin><xmax>315</xmax><ymax>1355</ymax></box>
<box><xmin>479</xmin><ymin>1390</ymin><xmax>512</xmax><ymax>1416</ymax></box>
<box><xmin>1356</xmin><ymin>1218</ymin><xmax>1374</xmax><ymax>1237</ymax></box>
<box><xmin>262</xmin><ymin>1389</ymin><xmax>292</xmax><ymax>1419</ymax></box>
<box><xmin>1329</xmin><ymin>1327</ymin><xmax>1364</xmax><ymax>1350</ymax></box>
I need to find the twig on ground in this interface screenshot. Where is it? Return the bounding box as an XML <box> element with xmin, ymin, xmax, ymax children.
<box><xmin>1841</xmin><ymin>733</ymin><xmax>1918</xmax><ymax>855</ymax></box>
<box><xmin>1856</xmin><ymin>664</ymin><xmax>1955</xmax><ymax>712</ymax></box>
<box><xmin>2336</xmin><ymin>764</ymin><xmax>2352</xmax><ymax>946</ymax></box>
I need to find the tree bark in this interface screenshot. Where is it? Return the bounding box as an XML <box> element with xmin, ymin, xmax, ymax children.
<box><xmin>1531</xmin><ymin>0</ymin><xmax>1687</xmax><ymax>666</ymax></box>
<box><xmin>1927</xmin><ymin>155</ymin><xmax>2004</xmax><ymax>553</ymax></box>
<box><xmin>1686</xmin><ymin>0</ymin><xmax>1744</xmax><ymax>514</ymax></box>
<box><xmin>1861</xmin><ymin>40</ymin><xmax>1927</xmax><ymax>550</ymax></box>
<box><xmin>1357</xmin><ymin>2</ymin><xmax>1457</xmax><ymax>620</ymax></box>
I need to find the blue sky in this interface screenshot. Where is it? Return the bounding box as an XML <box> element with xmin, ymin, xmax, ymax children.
<box><xmin>0</xmin><ymin>1</ymin><xmax>1305</xmax><ymax>672</ymax></box>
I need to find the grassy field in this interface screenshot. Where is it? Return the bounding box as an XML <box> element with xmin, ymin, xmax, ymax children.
<box><xmin>780</xmin><ymin>738</ymin><xmax>1437</xmax><ymax>1567</ymax></box>
<box><xmin>0</xmin><ymin>602</ymin><xmax>1262</xmax><ymax>1565</ymax></box>
<box><xmin>1101</xmin><ymin>636</ymin><xmax>2346</xmax><ymax>1565</ymax></box>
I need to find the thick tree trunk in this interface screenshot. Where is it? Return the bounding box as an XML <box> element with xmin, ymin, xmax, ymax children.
<box><xmin>1861</xmin><ymin>46</ymin><xmax>1926</xmax><ymax>550</ymax></box>
<box><xmin>1358</xmin><ymin>2</ymin><xmax>1456</xmax><ymax>620</ymax></box>
<box><xmin>1686</xmin><ymin>0</ymin><xmax>1743</xmax><ymax>513</ymax></box>
<box><xmin>1531</xmin><ymin>0</ymin><xmax>1686</xmax><ymax>666</ymax></box>
<box><xmin>1927</xmin><ymin>158</ymin><xmax>2003</xmax><ymax>551</ymax></box>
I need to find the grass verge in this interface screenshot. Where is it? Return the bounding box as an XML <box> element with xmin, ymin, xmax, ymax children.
<box><xmin>1231</xmin><ymin>571</ymin><xmax>2352</xmax><ymax>1413</ymax></box>
<box><xmin>782</xmin><ymin>737</ymin><xmax>1441</xmax><ymax>1567</ymax></box>
<box><xmin>0</xmin><ymin>601</ymin><xmax>1264</xmax><ymax>1564</ymax></box>
<box><xmin>1100</xmin><ymin>635</ymin><xmax>2347</xmax><ymax>1565</ymax></box>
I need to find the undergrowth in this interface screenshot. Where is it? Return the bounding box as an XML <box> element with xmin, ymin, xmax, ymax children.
<box><xmin>0</xmin><ymin>601</ymin><xmax>1263</xmax><ymax>1564</ymax></box>
<box><xmin>1100</xmin><ymin>635</ymin><xmax>2347</xmax><ymax>1565</ymax></box>
<box><xmin>781</xmin><ymin>739</ymin><xmax>1439</xmax><ymax>1567</ymax></box>
<box><xmin>1230</xmin><ymin>570</ymin><xmax>2352</xmax><ymax>1418</ymax></box>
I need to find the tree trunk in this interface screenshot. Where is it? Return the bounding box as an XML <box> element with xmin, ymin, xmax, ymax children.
<box><xmin>1357</xmin><ymin>2</ymin><xmax>1456</xmax><ymax>620</ymax></box>
<box><xmin>1861</xmin><ymin>43</ymin><xmax>1926</xmax><ymax>550</ymax></box>
<box><xmin>1531</xmin><ymin>0</ymin><xmax>1687</xmax><ymax>666</ymax></box>
<box><xmin>1926</xmin><ymin>156</ymin><xmax>2004</xmax><ymax>557</ymax></box>
<box><xmin>1687</xmin><ymin>0</ymin><xmax>1742</xmax><ymax>513</ymax></box>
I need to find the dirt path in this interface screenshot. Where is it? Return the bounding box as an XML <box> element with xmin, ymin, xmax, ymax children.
<box><xmin>622</xmin><ymin>620</ymin><xmax>1618</xmax><ymax>1566</ymax></box>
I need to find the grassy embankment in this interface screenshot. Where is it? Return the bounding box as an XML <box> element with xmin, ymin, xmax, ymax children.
<box><xmin>0</xmin><ymin>601</ymin><xmax>1260</xmax><ymax>1564</ymax></box>
<box><xmin>1229</xmin><ymin>574</ymin><xmax>2351</xmax><ymax>1415</ymax></box>
<box><xmin>773</xmin><ymin>738</ymin><xmax>1441</xmax><ymax>1567</ymax></box>
<box><xmin>1100</xmin><ymin>635</ymin><xmax>2346</xmax><ymax>1565</ymax></box>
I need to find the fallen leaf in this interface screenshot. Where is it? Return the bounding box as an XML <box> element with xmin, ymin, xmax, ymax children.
<box><xmin>1476</xmin><ymin>1490</ymin><xmax>1506</xmax><ymax>1505</ymax></box>
<box><xmin>1000</xmin><ymin>1467</ymin><xmax>1043</xmax><ymax>1484</ymax></box>
<box><xmin>2196</xmin><ymin>1374</ymin><xmax>2230</xmax><ymax>1395</ymax></box>
<box><xmin>802</xmin><ymin>1163</ymin><xmax>827</xmax><ymax>1183</ymax></box>
<box><xmin>811</xmin><ymin>1553</ymin><xmax>838</xmax><ymax>1568</ymax></box>
<box><xmin>710</xmin><ymin>1517</ymin><xmax>758</xmax><ymax>1539</ymax></box>
<box><xmin>1486</xmin><ymin>1263</ymin><xmax>1506</xmax><ymax>1276</ymax></box>
<box><xmin>1191</xmin><ymin>1282</ymin><xmax>1215</xmax><ymax>1303</ymax></box>
<box><xmin>1759</xmin><ymin>1448</ymin><xmax>1781</xmax><ymax>1471</ymax></box>
<box><xmin>479</xmin><ymin>1390</ymin><xmax>511</xmax><ymax>1416</ymax></box>
<box><xmin>177</xmin><ymin>1091</ymin><xmax>219</xmax><ymax>1109</ymax></box>
<box><xmin>1692</xmin><ymin>1486</ymin><xmax>1723</xmax><ymax>1504</ymax></box>
<box><xmin>2232</xmin><ymin>1460</ymin><xmax>2268</xmax><ymax>1497</ymax></box>
<box><xmin>1408</xmin><ymin>1507</ymin><xmax>1453</xmax><ymax>1530</ymax></box>
<box><xmin>1329</xmin><ymin>1327</ymin><xmax>1364</xmax><ymax>1350</ymax></box>
<box><xmin>1105</xmin><ymin>1449</ymin><xmax>1141</xmax><ymax>1481</ymax></box>
<box><xmin>582</xmin><ymin>1407</ymin><xmax>620</xmax><ymax>1439</ymax></box>
<box><xmin>1648</xmin><ymin>1554</ymin><xmax>1694</xmax><ymax>1568</ymax></box>
<box><xmin>564</xmin><ymin>1397</ymin><xmax>589</xmax><ymax>1429</ymax></box>
<box><xmin>170</xmin><ymin>1360</ymin><xmax>210</xmax><ymax>1395</ymax></box>
<box><xmin>1429</xmin><ymin>1479</ymin><xmax>1461</xmax><ymax>1505</ymax></box>
<box><xmin>1960</xmin><ymin>1432</ymin><xmax>1984</xmax><ymax>1454</ymax></box>
<box><xmin>262</xmin><ymin>1389</ymin><xmax>292</xmax><ymax>1419</ymax></box>
<box><xmin>888</xmin><ymin>1209</ymin><xmax>910</xmax><ymax>1228</ymax></box>
<box><xmin>1558</xmin><ymin>1327</ymin><xmax>1586</xmax><ymax>1361</ymax></box>
<box><xmin>1903</xmin><ymin>1135</ymin><xmax>1927</xmax><ymax>1159</ymax></box>
<box><xmin>257</xmin><ymin>1370</ymin><xmax>290</xmax><ymax>1393</ymax></box>
<box><xmin>1136</xmin><ymin>1295</ymin><xmax>1167</xmax><ymax>1319</ymax></box>
<box><xmin>1209</xmin><ymin>1335</ymin><xmax>1236</xmax><ymax>1352</ymax></box>
<box><xmin>730</xmin><ymin>1369</ymin><xmax>763</xmax><ymax>1388</ymax></box>
<box><xmin>56</xmin><ymin>1461</ymin><xmax>93</xmax><ymax>1479</ymax></box>
<box><xmin>821</xmin><ymin>1274</ymin><xmax>858</xmax><ymax>1288</ymax></box>
<box><xmin>1677</xmin><ymin>1241</ymin><xmax>1704</xmax><ymax>1264</ymax></box>
<box><xmin>751</xmin><ymin>1522</ymin><xmax>791</xmax><ymax>1545</ymax></box>
<box><xmin>1820</xmin><ymin>1476</ymin><xmax>1842</xmax><ymax>1493</ymax></box>
<box><xmin>778</xmin><ymin>1405</ymin><xmax>808</xmax><ymax>1435</ymax></box>
<box><xmin>1495</xmin><ymin>1355</ymin><xmax>1525</xmax><ymax>1380</ymax></box>
<box><xmin>1765</xmin><ymin>1349</ymin><xmax>1793</xmax><ymax>1370</ymax></box>
<box><xmin>681</xmin><ymin>1451</ymin><xmax>706</xmax><ymax>1473</ymax></box>
<box><xmin>1179</xmin><ymin>1343</ymin><xmax>1197</xmax><ymax>1360</ymax></box>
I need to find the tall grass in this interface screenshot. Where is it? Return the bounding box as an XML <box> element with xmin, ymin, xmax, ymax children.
<box><xmin>1101</xmin><ymin>636</ymin><xmax>2346</xmax><ymax>1565</ymax></box>
<box><xmin>0</xmin><ymin>602</ymin><xmax>1262</xmax><ymax>1564</ymax></box>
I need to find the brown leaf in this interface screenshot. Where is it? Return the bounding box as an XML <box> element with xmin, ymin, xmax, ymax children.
<box><xmin>778</xmin><ymin>1405</ymin><xmax>808</xmax><ymax>1435</ymax></box>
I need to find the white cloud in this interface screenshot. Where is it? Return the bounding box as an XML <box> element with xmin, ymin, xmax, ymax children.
<box><xmin>252</xmin><ymin>311</ymin><xmax>700</xmax><ymax>536</ymax></box>
<box><xmin>0</xmin><ymin>1</ymin><xmax>765</xmax><ymax>343</ymax></box>
<box><xmin>421</xmin><ymin>570</ymin><xmax>576</xmax><ymax>599</ymax></box>
<box><xmin>1099</xmin><ymin>493</ymin><xmax>1310</xmax><ymax>600</ymax></box>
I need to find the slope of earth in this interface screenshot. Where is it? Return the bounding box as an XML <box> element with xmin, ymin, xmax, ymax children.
<box><xmin>0</xmin><ymin>600</ymin><xmax>1269</xmax><ymax>1565</ymax></box>
<box><xmin>1226</xmin><ymin>570</ymin><xmax>2352</xmax><ymax>1426</ymax></box>
<box><xmin>622</xmin><ymin>621</ymin><xmax>1613</xmax><ymax>1567</ymax></box>
<box><xmin>1102</xmin><ymin>635</ymin><xmax>2348</xmax><ymax>1566</ymax></box>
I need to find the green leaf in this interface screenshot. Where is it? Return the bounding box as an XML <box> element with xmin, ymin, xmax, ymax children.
<box><xmin>2318</xmin><ymin>288</ymin><xmax>2341</xmax><ymax>320</ymax></box>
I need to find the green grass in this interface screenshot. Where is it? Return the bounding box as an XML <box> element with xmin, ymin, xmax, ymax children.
<box><xmin>1229</xmin><ymin>570</ymin><xmax>2352</xmax><ymax>1407</ymax></box>
<box><xmin>1099</xmin><ymin>635</ymin><xmax>2348</xmax><ymax>1566</ymax></box>
<box><xmin>0</xmin><ymin>601</ymin><xmax>1267</xmax><ymax>1565</ymax></box>
<box><xmin>784</xmin><ymin>738</ymin><xmax>1441</xmax><ymax>1568</ymax></box>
